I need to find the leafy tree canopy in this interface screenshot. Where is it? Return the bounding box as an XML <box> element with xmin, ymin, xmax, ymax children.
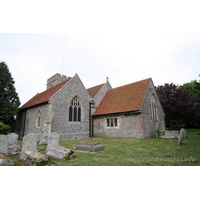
<box><xmin>0</xmin><ymin>62</ymin><xmax>20</xmax><ymax>129</ymax></box>
<box><xmin>179</xmin><ymin>80</ymin><xmax>200</xmax><ymax>97</ymax></box>
<box><xmin>155</xmin><ymin>83</ymin><xmax>200</xmax><ymax>129</ymax></box>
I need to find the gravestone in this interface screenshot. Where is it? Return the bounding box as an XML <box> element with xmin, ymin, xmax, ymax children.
<box><xmin>46</xmin><ymin>132</ymin><xmax>75</xmax><ymax>160</ymax></box>
<box><xmin>184</xmin><ymin>130</ymin><xmax>187</xmax><ymax>138</ymax></box>
<box><xmin>76</xmin><ymin>142</ymin><xmax>104</xmax><ymax>152</ymax></box>
<box><xmin>178</xmin><ymin>128</ymin><xmax>184</xmax><ymax>145</ymax></box>
<box><xmin>39</xmin><ymin>113</ymin><xmax>54</xmax><ymax>145</ymax></box>
<box><xmin>0</xmin><ymin>153</ymin><xmax>14</xmax><ymax>166</ymax></box>
<box><xmin>7</xmin><ymin>133</ymin><xmax>18</xmax><ymax>145</ymax></box>
<box><xmin>0</xmin><ymin>135</ymin><xmax>9</xmax><ymax>156</ymax></box>
<box><xmin>7</xmin><ymin>133</ymin><xmax>21</xmax><ymax>156</ymax></box>
<box><xmin>19</xmin><ymin>133</ymin><xmax>49</xmax><ymax>166</ymax></box>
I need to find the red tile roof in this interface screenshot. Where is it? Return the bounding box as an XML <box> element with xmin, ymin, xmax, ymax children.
<box><xmin>93</xmin><ymin>78</ymin><xmax>151</xmax><ymax>116</ymax></box>
<box><xmin>21</xmin><ymin>78</ymin><xmax>71</xmax><ymax>110</ymax></box>
<box><xmin>87</xmin><ymin>83</ymin><xmax>105</xmax><ymax>97</ymax></box>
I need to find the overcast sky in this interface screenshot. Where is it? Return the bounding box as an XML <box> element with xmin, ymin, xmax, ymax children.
<box><xmin>1</xmin><ymin>33</ymin><xmax>200</xmax><ymax>106</ymax></box>
<box><xmin>1</xmin><ymin>1</ymin><xmax>200</xmax><ymax>107</ymax></box>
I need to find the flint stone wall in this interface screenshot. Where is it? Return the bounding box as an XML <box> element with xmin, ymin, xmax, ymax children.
<box><xmin>50</xmin><ymin>74</ymin><xmax>90</xmax><ymax>138</ymax></box>
<box><xmin>93</xmin><ymin>113</ymin><xmax>146</xmax><ymax>139</ymax></box>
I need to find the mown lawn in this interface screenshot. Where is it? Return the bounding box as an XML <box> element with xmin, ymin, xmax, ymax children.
<box><xmin>10</xmin><ymin>128</ymin><xmax>200</xmax><ymax>166</ymax></box>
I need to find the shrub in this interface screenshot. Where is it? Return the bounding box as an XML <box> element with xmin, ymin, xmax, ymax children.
<box><xmin>156</xmin><ymin>128</ymin><xmax>165</xmax><ymax>138</ymax></box>
<box><xmin>0</xmin><ymin>121</ymin><xmax>10</xmax><ymax>135</ymax></box>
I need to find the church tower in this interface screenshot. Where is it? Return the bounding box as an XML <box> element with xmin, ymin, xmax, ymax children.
<box><xmin>46</xmin><ymin>73</ymin><xmax>70</xmax><ymax>90</ymax></box>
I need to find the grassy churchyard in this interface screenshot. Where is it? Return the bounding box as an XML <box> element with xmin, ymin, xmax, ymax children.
<box><xmin>10</xmin><ymin>128</ymin><xmax>200</xmax><ymax>166</ymax></box>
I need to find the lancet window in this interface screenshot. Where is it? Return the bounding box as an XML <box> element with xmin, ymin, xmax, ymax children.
<box><xmin>69</xmin><ymin>96</ymin><xmax>81</xmax><ymax>122</ymax></box>
<box><xmin>150</xmin><ymin>94</ymin><xmax>158</xmax><ymax>121</ymax></box>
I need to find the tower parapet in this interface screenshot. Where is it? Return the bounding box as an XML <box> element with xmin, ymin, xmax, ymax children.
<box><xmin>47</xmin><ymin>73</ymin><xmax>69</xmax><ymax>90</ymax></box>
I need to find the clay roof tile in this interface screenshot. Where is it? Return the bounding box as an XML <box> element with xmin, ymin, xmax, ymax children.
<box><xmin>93</xmin><ymin>78</ymin><xmax>151</xmax><ymax>116</ymax></box>
<box><xmin>21</xmin><ymin>78</ymin><xmax>71</xmax><ymax>110</ymax></box>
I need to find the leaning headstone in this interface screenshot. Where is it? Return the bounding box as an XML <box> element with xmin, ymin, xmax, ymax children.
<box><xmin>19</xmin><ymin>133</ymin><xmax>49</xmax><ymax>166</ymax></box>
<box><xmin>178</xmin><ymin>129</ymin><xmax>184</xmax><ymax>145</ymax></box>
<box><xmin>46</xmin><ymin>132</ymin><xmax>75</xmax><ymax>160</ymax></box>
<box><xmin>7</xmin><ymin>133</ymin><xmax>21</xmax><ymax>156</ymax></box>
<box><xmin>0</xmin><ymin>153</ymin><xmax>14</xmax><ymax>166</ymax></box>
<box><xmin>0</xmin><ymin>135</ymin><xmax>9</xmax><ymax>156</ymax></box>
<box><xmin>76</xmin><ymin>142</ymin><xmax>104</xmax><ymax>152</ymax></box>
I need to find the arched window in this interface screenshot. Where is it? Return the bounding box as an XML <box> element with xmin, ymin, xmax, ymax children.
<box><xmin>37</xmin><ymin>110</ymin><xmax>41</xmax><ymax>127</ymax></box>
<box><xmin>69</xmin><ymin>96</ymin><xmax>81</xmax><ymax>122</ymax></box>
<box><xmin>150</xmin><ymin>94</ymin><xmax>158</xmax><ymax>121</ymax></box>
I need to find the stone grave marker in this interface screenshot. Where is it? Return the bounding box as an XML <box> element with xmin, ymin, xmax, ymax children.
<box><xmin>7</xmin><ymin>133</ymin><xmax>18</xmax><ymax>145</ymax></box>
<box><xmin>76</xmin><ymin>142</ymin><xmax>104</xmax><ymax>152</ymax></box>
<box><xmin>178</xmin><ymin>128</ymin><xmax>184</xmax><ymax>145</ymax></box>
<box><xmin>7</xmin><ymin>133</ymin><xmax>21</xmax><ymax>156</ymax></box>
<box><xmin>184</xmin><ymin>130</ymin><xmax>187</xmax><ymax>138</ymax></box>
<box><xmin>19</xmin><ymin>133</ymin><xmax>49</xmax><ymax>166</ymax></box>
<box><xmin>46</xmin><ymin>132</ymin><xmax>75</xmax><ymax>160</ymax></box>
<box><xmin>0</xmin><ymin>135</ymin><xmax>9</xmax><ymax>156</ymax></box>
<box><xmin>39</xmin><ymin>113</ymin><xmax>54</xmax><ymax>145</ymax></box>
<box><xmin>0</xmin><ymin>153</ymin><xmax>14</xmax><ymax>166</ymax></box>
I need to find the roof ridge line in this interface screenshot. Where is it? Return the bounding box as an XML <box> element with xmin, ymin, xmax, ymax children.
<box><xmin>111</xmin><ymin>78</ymin><xmax>151</xmax><ymax>90</ymax></box>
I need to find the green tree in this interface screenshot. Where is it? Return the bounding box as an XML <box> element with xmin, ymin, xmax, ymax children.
<box><xmin>0</xmin><ymin>62</ymin><xmax>20</xmax><ymax>133</ymax></box>
<box><xmin>179</xmin><ymin>75</ymin><xmax>200</xmax><ymax>97</ymax></box>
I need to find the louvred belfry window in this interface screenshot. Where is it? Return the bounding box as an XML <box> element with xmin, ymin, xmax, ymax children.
<box><xmin>69</xmin><ymin>96</ymin><xmax>81</xmax><ymax>122</ymax></box>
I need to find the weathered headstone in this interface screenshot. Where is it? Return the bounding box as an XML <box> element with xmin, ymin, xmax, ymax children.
<box><xmin>178</xmin><ymin>128</ymin><xmax>184</xmax><ymax>145</ymax></box>
<box><xmin>39</xmin><ymin>113</ymin><xmax>54</xmax><ymax>145</ymax></box>
<box><xmin>46</xmin><ymin>132</ymin><xmax>75</xmax><ymax>160</ymax></box>
<box><xmin>0</xmin><ymin>153</ymin><xmax>14</xmax><ymax>166</ymax></box>
<box><xmin>76</xmin><ymin>142</ymin><xmax>104</xmax><ymax>152</ymax></box>
<box><xmin>7</xmin><ymin>133</ymin><xmax>21</xmax><ymax>156</ymax></box>
<box><xmin>0</xmin><ymin>135</ymin><xmax>9</xmax><ymax>156</ymax></box>
<box><xmin>19</xmin><ymin>133</ymin><xmax>49</xmax><ymax>166</ymax></box>
<box><xmin>46</xmin><ymin>132</ymin><xmax>59</xmax><ymax>151</ymax></box>
<box><xmin>7</xmin><ymin>133</ymin><xmax>18</xmax><ymax>145</ymax></box>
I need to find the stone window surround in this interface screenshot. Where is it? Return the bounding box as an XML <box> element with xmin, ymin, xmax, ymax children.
<box><xmin>150</xmin><ymin>94</ymin><xmax>158</xmax><ymax>122</ymax></box>
<box><xmin>105</xmin><ymin>117</ymin><xmax>119</xmax><ymax>129</ymax></box>
<box><xmin>69</xmin><ymin>96</ymin><xmax>82</xmax><ymax>122</ymax></box>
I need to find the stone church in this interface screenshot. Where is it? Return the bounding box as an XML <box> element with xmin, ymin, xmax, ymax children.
<box><xmin>15</xmin><ymin>73</ymin><xmax>165</xmax><ymax>141</ymax></box>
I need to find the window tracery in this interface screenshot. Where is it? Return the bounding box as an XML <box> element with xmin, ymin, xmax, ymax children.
<box><xmin>69</xmin><ymin>96</ymin><xmax>81</xmax><ymax>122</ymax></box>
